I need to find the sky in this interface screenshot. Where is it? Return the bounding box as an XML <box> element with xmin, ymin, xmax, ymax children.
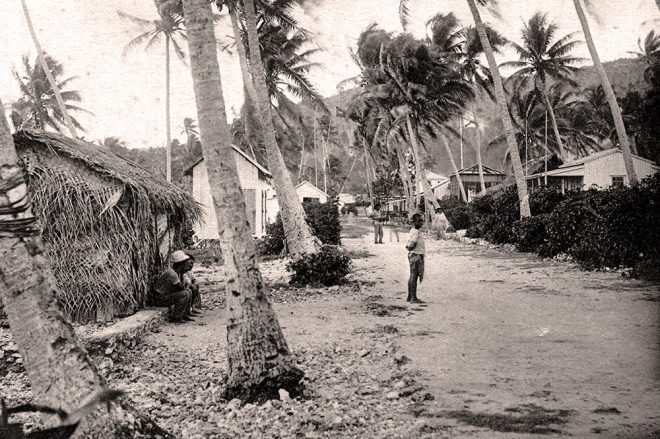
<box><xmin>0</xmin><ymin>0</ymin><xmax>657</xmax><ymax>149</ymax></box>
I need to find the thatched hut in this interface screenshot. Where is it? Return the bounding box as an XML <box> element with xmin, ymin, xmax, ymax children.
<box><xmin>9</xmin><ymin>130</ymin><xmax>201</xmax><ymax>322</ymax></box>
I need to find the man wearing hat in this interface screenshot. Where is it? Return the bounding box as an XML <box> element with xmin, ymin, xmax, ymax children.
<box><xmin>152</xmin><ymin>250</ymin><xmax>199</xmax><ymax>322</ymax></box>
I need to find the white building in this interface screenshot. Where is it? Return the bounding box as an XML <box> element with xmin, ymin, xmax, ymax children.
<box><xmin>266</xmin><ymin>180</ymin><xmax>329</xmax><ymax>223</ymax></box>
<box><xmin>186</xmin><ymin>146</ymin><xmax>272</xmax><ymax>238</ymax></box>
<box><xmin>526</xmin><ymin>148</ymin><xmax>659</xmax><ymax>193</ymax></box>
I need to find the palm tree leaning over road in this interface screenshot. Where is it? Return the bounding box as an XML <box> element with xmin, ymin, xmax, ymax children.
<box><xmin>180</xmin><ymin>0</ymin><xmax>304</xmax><ymax>401</ymax></box>
<box><xmin>20</xmin><ymin>0</ymin><xmax>78</xmax><ymax>138</ymax></box>
<box><xmin>463</xmin><ymin>0</ymin><xmax>531</xmax><ymax>217</ymax></box>
<box><xmin>118</xmin><ymin>7</ymin><xmax>187</xmax><ymax>182</ymax></box>
<box><xmin>11</xmin><ymin>54</ymin><xmax>91</xmax><ymax>133</ymax></box>
<box><xmin>572</xmin><ymin>0</ymin><xmax>637</xmax><ymax>183</ymax></box>
<box><xmin>241</xmin><ymin>0</ymin><xmax>321</xmax><ymax>257</ymax></box>
<box><xmin>500</xmin><ymin>12</ymin><xmax>583</xmax><ymax>162</ymax></box>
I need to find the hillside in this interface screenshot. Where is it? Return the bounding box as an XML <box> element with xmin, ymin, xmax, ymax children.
<box><xmin>321</xmin><ymin>57</ymin><xmax>649</xmax><ymax>183</ymax></box>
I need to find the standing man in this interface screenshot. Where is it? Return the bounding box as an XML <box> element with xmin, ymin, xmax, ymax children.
<box><xmin>406</xmin><ymin>213</ymin><xmax>425</xmax><ymax>303</ymax></box>
<box><xmin>152</xmin><ymin>250</ymin><xmax>200</xmax><ymax>322</ymax></box>
<box><xmin>371</xmin><ymin>203</ymin><xmax>385</xmax><ymax>244</ymax></box>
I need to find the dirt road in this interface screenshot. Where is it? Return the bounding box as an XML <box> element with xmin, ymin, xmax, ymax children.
<box><xmin>346</xmin><ymin>220</ymin><xmax>660</xmax><ymax>438</ymax></box>
<box><xmin>89</xmin><ymin>218</ymin><xmax>660</xmax><ymax>438</ymax></box>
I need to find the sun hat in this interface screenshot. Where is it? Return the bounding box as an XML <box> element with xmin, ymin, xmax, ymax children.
<box><xmin>170</xmin><ymin>250</ymin><xmax>190</xmax><ymax>264</ymax></box>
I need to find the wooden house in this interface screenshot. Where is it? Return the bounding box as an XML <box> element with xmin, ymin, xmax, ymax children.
<box><xmin>186</xmin><ymin>146</ymin><xmax>272</xmax><ymax>238</ymax></box>
<box><xmin>525</xmin><ymin>148</ymin><xmax>659</xmax><ymax>193</ymax></box>
<box><xmin>450</xmin><ymin>165</ymin><xmax>507</xmax><ymax>201</ymax></box>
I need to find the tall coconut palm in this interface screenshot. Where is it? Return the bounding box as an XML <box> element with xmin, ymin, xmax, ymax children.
<box><xmin>0</xmin><ymin>99</ymin><xmax>172</xmax><ymax>438</ymax></box>
<box><xmin>572</xmin><ymin>0</ymin><xmax>637</xmax><ymax>183</ymax></box>
<box><xmin>427</xmin><ymin>13</ymin><xmax>507</xmax><ymax>193</ymax></box>
<box><xmin>180</xmin><ymin>0</ymin><xmax>303</xmax><ymax>400</ymax></box>
<box><xmin>500</xmin><ymin>12</ymin><xmax>583</xmax><ymax>162</ymax></box>
<box><xmin>464</xmin><ymin>0</ymin><xmax>531</xmax><ymax>217</ymax></box>
<box><xmin>118</xmin><ymin>7</ymin><xmax>187</xmax><ymax>182</ymax></box>
<box><xmin>20</xmin><ymin>0</ymin><xmax>78</xmax><ymax>138</ymax></box>
<box><xmin>12</xmin><ymin>54</ymin><xmax>91</xmax><ymax>133</ymax></box>
<box><xmin>241</xmin><ymin>0</ymin><xmax>320</xmax><ymax>257</ymax></box>
<box><xmin>380</xmin><ymin>34</ymin><xmax>474</xmax><ymax>207</ymax></box>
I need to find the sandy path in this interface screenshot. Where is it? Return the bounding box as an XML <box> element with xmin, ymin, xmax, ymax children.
<box><xmin>346</xmin><ymin>222</ymin><xmax>660</xmax><ymax>438</ymax></box>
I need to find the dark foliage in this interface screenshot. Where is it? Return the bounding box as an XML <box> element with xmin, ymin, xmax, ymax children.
<box><xmin>287</xmin><ymin>245</ymin><xmax>352</xmax><ymax>286</ymax></box>
<box><xmin>465</xmin><ymin>175</ymin><xmax>659</xmax><ymax>278</ymax></box>
<box><xmin>437</xmin><ymin>196</ymin><xmax>471</xmax><ymax>230</ymax></box>
<box><xmin>257</xmin><ymin>201</ymin><xmax>342</xmax><ymax>255</ymax></box>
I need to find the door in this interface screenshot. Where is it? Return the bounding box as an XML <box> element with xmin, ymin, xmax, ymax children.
<box><xmin>243</xmin><ymin>189</ymin><xmax>257</xmax><ymax>234</ymax></box>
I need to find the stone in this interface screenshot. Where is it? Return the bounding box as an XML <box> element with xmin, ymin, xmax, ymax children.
<box><xmin>278</xmin><ymin>388</ymin><xmax>290</xmax><ymax>401</ymax></box>
<box><xmin>386</xmin><ymin>391</ymin><xmax>400</xmax><ymax>399</ymax></box>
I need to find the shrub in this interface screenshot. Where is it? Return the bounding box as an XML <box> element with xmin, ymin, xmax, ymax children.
<box><xmin>304</xmin><ymin>201</ymin><xmax>342</xmax><ymax>246</ymax></box>
<box><xmin>467</xmin><ymin>186</ymin><xmax>520</xmax><ymax>243</ymax></box>
<box><xmin>287</xmin><ymin>245</ymin><xmax>352</xmax><ymax>286</ymax></box>
<box><xmin>257</xmin><ymin>201</ymin><xmax>342</xmax><ymax>256</ymax></box>
<box><xmin>512</xmin><ymin>214</ymin><xmax>550</xmax><ymax>253</ymax></box>
<box><xmin>438</xmin><ymin>196</ymin><xmax>471</xmax><ymax>230</ymax></box>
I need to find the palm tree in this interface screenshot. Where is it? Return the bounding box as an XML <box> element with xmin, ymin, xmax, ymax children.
<box><xmin>181</xmin><ymin>116</ymin><xmax>200</xmax><ymax>158</ymax></box>
<box><xmin>180</xmin><ymin>0</ymin><xmax>303</xmax><ymax>401</ymax></box>
<box><xmin>500</xmin><ymin>12</ymin><xmax>583</xmax><ymax>162</ymax></box>
<box><xmin>241</xmin><ymin>0</ymin><xmax>320</xmax><ymax>257</ymax></box>
<box><xmin>0</xmin><ymin>99</ymin><xmax>172</xmax><ymax>437</ymax></box>
<box><xmin>628</xmin><ymin>30</ymin><xmax>660</xmax><ymax>84</ymax></box>
<box><xmin>12</xmin><ymin>54</ymin><xmax>91</xmax><ymax>133</ymax></box>
<box><xmin>464</xmin><ymin>0</ymin><xmax>531</xmax><ymax>217</ymax></box>
<box><xmin>427</xmin><ymin>13</ymin><xmax>507</xmax><ymax>193</ymax></box>
<box><xmin>20</xmin><ymin>0</ymin><xmax>78</xmax><ymax>138</ymax></box>
<box><xmin>118</xmin><ymin>7</ymin><xmax>187</xmax><ymax>182</ymax></box>
<box><xmin>572</xmin><ymin>0</ymin><xmax>637</xmax><ymax>183</ymax></box>
<box><xmin>380</xmin><ymin>34</ymin><xmax>474</xmax><ymax>207</ymax></box>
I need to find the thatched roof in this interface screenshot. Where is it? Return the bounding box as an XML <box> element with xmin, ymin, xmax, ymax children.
<box><xmin>14</xmin><ymin>129</ymin><xmax>200</xmax><ymax>216</ymax></box>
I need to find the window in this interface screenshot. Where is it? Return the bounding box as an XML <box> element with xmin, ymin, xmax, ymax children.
<box><xmin>611</xmin><ymin>176</ymin><xmax>625</xmax><ymax>188</ymax></box>
<box><xmin>303</xmin><ymin>197</ymin><xmax>320</xmax><ymax>204</ymax></box>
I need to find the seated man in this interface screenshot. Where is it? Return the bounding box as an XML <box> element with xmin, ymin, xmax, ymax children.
<box><xmin>153</xmin><ymin>250</ymin><xmax>199</xmax><ymax>322</ymax></box>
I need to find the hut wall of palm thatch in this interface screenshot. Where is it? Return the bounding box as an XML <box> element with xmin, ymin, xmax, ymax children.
<box><xmin>3</xmin><ymin>130</ymin><xmax>201</xmax><ymax>322</ymax></box>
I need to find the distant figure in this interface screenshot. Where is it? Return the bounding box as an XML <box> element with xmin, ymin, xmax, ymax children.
<box><xmin>153</xmin><ymin>250</ymin><xmax>200</xmax><ymax>323</ymax></box>
<box><xmin>388</xmin><ymin>213</ymin><xmax>401</xmax><ymax>242</ymax></box>
<box><xmin>370</xmin><ymin>203</ymin><xmax>385</xmax><ymax>244</ymax></box>
<box><xmin>406</xmin><ymin>213</ymin><xmax>425</xmax><ymax>303</ymax></box>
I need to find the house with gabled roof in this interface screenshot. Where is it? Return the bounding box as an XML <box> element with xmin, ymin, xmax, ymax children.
<box><xmin>450</xmin><ymin>164</ymin><xmax>507</xmax><ymax>201</ymax></box>
<box><xmin>185</xmin><ymin>146</ymin><xmax>272</xmax><ymax>238</ymax></box>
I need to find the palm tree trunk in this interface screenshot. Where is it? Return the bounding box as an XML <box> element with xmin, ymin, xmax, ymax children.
<box><xmin>297</xmin><ymin>129</ymin><xmax>305</xmax><ymax>183</ymax></box>
<box><xmin>406</xmin><ymin>114</ymin><xmax>440</xmax><ymax>211</ymax></box>
<box><xmin>440</xmin><ymin>134</ymin><xmax>468</xmax><ymax>202</ymax></box>
<box><xmin>21</xmin><ymin>0</ymin><xmax>78</xmax><ymax>138</ymax></box>
<box><xmin>0</xmin><ymin>98</ymin><xmax>170</xmax><ymax>438</ymax></box>
<box><xmin>229</xmin><ymin>8</ymin><xmax>260</xmax><ymax>161</ymax></box>
<box><xmin>362</xmin><ymin>138</ymin><xmax>374</xmax><ymax>207</ymax></box>
<box><xmin>242</xmin><ymin>0</ymin><xmax>320</xmax><ymax>257</ymax></box>
<box><xmin>541</xmin><ymin>81</ymin><xmax>566</xmax><ymax>161</ymax></box>
<box><xmin>466</xmin><ymin>0</ymin><xmax>531</xmax><ymax>217</ymax></box>
<box><xmin>181</xmin><ymin>0</ymin><xmax>303</xmax><ymax>400</ymax></box>
<box><xmin>165</xmin><ymin>35</ymin><xmax>172</xmax><ymax>182</ymax></box>
<box><xmin>393</xmin><ymin>141</ymin><xmax>414</xmax><ymax>219</ymax></box>
<box><xmin>472</xmin><ymin>101</ymin><xmax>486</xmax><ymax>193</ymax></box>
<box><xmin>573</xmin><ymin>0</ymin><xmax>638</xmax><ymax>184</ymax></box>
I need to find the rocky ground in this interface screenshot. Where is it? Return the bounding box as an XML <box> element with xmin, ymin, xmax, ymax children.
<box><xmin>2</xmin><ymin>217</ymin><xmax>659</xmax><ymax>438</ymax></box>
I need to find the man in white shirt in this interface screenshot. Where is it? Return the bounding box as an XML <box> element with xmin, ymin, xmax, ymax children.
<box><xmin>406</xmin><ymin>213</ymin><xmax>425</xmax><ymax>303</ymax></box>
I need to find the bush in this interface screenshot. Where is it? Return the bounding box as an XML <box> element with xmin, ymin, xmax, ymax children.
<box><xmin>512</xmin><ymin>214</ymin><xmax>549</xmax><ymax>253</ymax></box>
<box><xmin>438</xmin><ymin>196</ymin><xmax>471</xmax><ymax>230</ymax></box>
<box><xmin>287</xmin><ymin>245</ymin><xmax>352</xmax><ymax>286</ymax></box>
<box><xmin>304</xmin><ymin>201</ymin><xmax>342</xmax><ymax>246</ymax></box>
<box><xmin>257</xmin><ymin>201</ymin><xmax>342</xmax><ymax>256</ymax></box>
